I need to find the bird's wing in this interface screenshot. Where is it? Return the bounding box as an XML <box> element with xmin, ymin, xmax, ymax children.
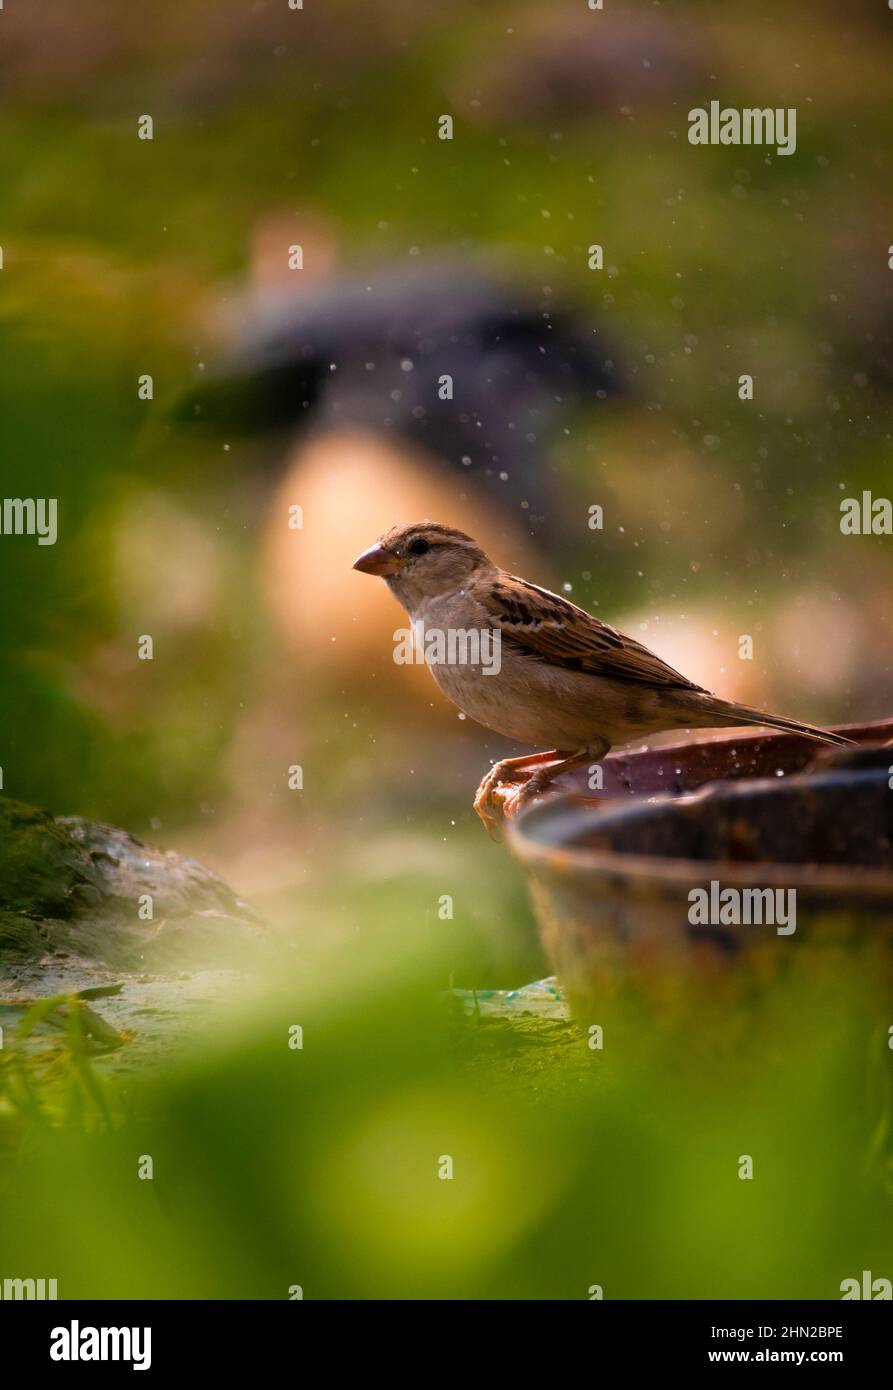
<box><xmin>476</xmin><ymin>573</ymin><xmax>704</xmax><ymax>690</ymax></box>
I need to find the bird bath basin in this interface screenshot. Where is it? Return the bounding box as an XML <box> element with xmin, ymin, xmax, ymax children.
<box><xmin>502</xmin><ymin>720</ymin><xmax>893</xmax><ymax>1016</ymax></box>
<box><xmin>493</xmin><ymin>718</ymin><xmax>893</xmax><ymax>821</ymax></box>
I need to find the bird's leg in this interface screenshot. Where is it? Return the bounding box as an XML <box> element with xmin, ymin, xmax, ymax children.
<box><xmin>473</xmin><ymin>750</ymin><xmax>562</xmax><ymax>840</ymax></box>
<box><xmin>503</xmin><ymin>738</ymin><xmax>612</xmax><ymax>823</ymax></box>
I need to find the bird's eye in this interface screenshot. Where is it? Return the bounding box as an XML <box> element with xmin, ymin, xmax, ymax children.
<box><xmin>407</xmin><ymin>537</ymin><xmax>430</xmax><ymax>557</ymax></box>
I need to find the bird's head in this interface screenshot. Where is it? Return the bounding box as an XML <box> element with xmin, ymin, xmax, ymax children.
<box><xmin>353</xmin><ymin>522</ymin><xmax>492</xmax><ymax>610</ymax></box>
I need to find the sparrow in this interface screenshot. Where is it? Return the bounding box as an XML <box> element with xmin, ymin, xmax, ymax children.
<box><xmin>353</xmin><ymin>522</ymin><xmax>854</xmax><ymax>836</ymax></box>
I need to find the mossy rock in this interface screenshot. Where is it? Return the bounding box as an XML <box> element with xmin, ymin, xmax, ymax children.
<box><xmin>0</xmin><ymin>800</ymin><xmax>105</xmax><ymax>920</ymax></box>
<box><xmin>0</xmin><ymin>797</ymin><xmax>262</xmax><ymax>968</ymax></box>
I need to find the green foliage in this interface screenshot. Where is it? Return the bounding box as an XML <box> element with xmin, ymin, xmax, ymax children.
<box><xmin>1</xmin><ymin>931</ymin><xmax>891</xmax><ymax>1298</ymax></box>
<box><xmin>0</xmin><ymin>992</ymin><xmax>124</xmax><ymax>1152</ymax></box>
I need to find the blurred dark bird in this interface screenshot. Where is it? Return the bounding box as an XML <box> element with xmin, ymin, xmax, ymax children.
<box><xmin>178</xmin><ymin>259</ymin><xmax>621</xmax><ymax>541</ymax></box>
<box><xmin>454</xmin><ymin>12</ymin><xmax>707</xmax><ymax>124</ymax></box>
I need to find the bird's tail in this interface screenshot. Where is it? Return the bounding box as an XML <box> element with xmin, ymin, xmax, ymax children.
<box><xmin>698</xmin><ymin>697</ymin><xmax>856</xmax><ymax>747</ymax></box>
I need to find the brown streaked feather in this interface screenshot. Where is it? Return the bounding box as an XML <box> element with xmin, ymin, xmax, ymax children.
<box><xmin>475</xmin><ymin>572</ymin><xmax>706</xmax><ymax>691</ymax></box>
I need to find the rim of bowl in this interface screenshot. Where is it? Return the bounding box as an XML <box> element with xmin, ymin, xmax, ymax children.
<box><xmin>504</xmin><ymin>787</ymin><xmax>893</xmax><ymax>900</ymax></box>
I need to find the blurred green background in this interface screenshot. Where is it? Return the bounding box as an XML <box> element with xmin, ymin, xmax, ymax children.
<box><xmin>1</xmin><ymin>0</ymin><xmax>892</xmax><ymax>1298</ymax></box>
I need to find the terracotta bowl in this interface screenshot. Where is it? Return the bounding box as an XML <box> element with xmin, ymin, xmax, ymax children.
<box><xmin>495</xmin><ymin>718</ymin><xmax>893</xmax><ymax>818</ymax></box>
<box><xmin>503</xmin><ymin>722</ymin><xmax>893</xmax><ymax>1014</ymax></box>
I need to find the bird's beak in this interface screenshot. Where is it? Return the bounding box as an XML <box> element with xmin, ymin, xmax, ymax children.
<box><xmin>352</xmin><ymin>542</ymin><xmax>402</xmax><ymax>577</ymax></box>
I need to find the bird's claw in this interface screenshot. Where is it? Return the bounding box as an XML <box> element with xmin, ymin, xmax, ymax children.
<box><xmin>473</xmin><ymin>765</ymin><xmax>508</xmax><ymax>841</ymax></box>
<box><xmin>473</xmin><ymin>759</ymin><xmax>548</xmax><ymax>841</ymax></box>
